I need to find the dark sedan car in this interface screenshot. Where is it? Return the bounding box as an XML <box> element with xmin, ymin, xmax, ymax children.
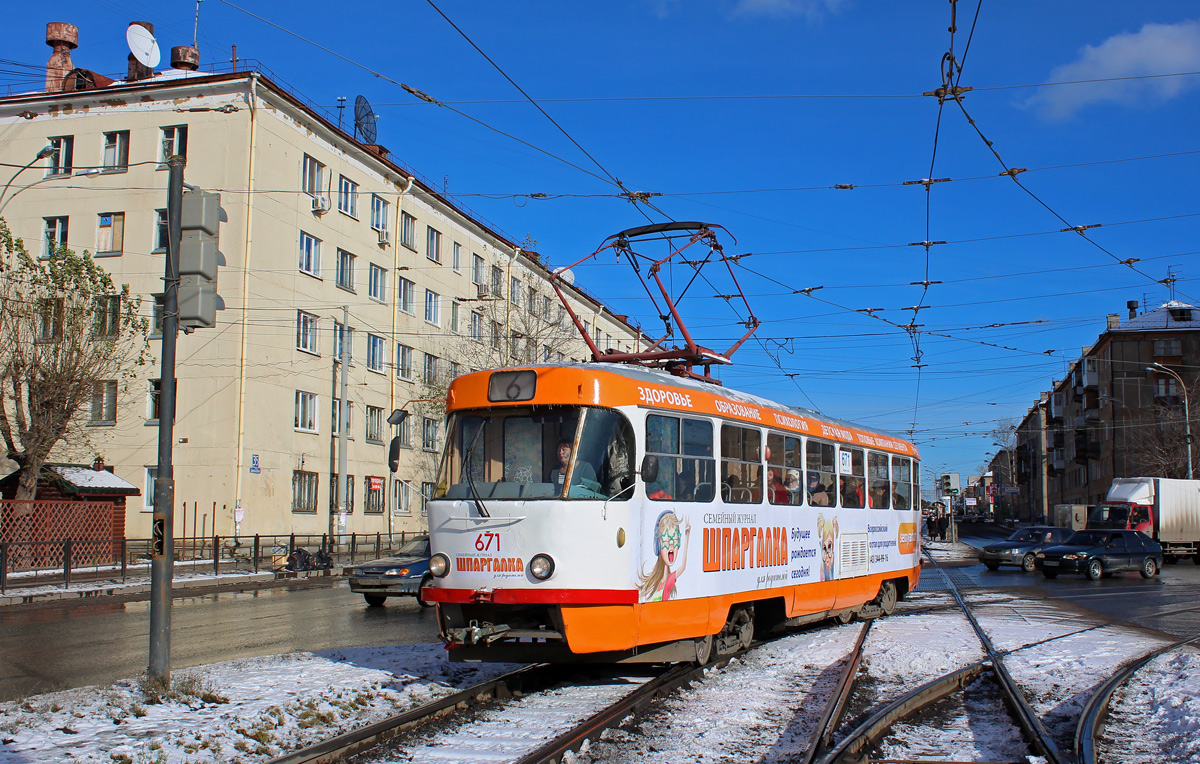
<box><xmin>348</xmin><ymin>538</ymin><xmax>433</xmax><ymax>607</ymax></box>
<box><xmin>1035</xmin><ymin>529</ymin><xmax>1163</xmax><ymax>581</ymax></box>
<box><xmin>979</xmin><ymin>526</ymin><xmax>1072</xmax><ymax>572</ymax></box>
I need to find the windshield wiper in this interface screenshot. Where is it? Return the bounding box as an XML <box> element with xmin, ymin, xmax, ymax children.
<box><xmin>464</xmin><ymin>425</ymin><xmax>490</xmax><ymax>518</ymax></box>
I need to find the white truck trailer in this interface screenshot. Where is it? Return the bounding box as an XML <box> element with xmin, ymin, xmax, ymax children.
<box><xmin>1089</xmin><ymin>477</ymin><xmax>1200</xmax><ymax>563</ymax></box>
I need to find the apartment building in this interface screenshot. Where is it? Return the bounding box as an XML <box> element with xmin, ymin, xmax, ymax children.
<box><xmin>0</xmin><ymin>26</ymin><xmax>644</xmax><ymax>538</ymax></box>
<box><xmin>1014</xmin><ymin>301</ymin><xmax>1200</xmax><ymax>517</ymax></box>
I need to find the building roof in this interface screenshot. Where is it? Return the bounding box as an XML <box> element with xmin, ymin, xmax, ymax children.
<box><xmin>1113</xmin><ymin>301</ymin><xmax>1200</xmax><ymax>333</ymax></box>
<box><xmin>0</xmin><ymin>464</ymin><xmax>141</xmax><ymax>496</ymax></box>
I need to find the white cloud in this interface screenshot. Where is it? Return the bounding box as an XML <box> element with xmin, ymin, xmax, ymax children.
<box><xmin>729</xmin><ymin>0</ymin><xmax>848</xmax><ymax>20</ymax></box>
<box><xmin>1029</xmin><ymin>19</ymin><xmax>1200</xmax><ymax>120</ymax></box>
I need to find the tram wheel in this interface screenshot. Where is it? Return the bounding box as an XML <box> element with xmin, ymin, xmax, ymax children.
<box><xmin>877</xmin><ymin>581</ymin><xmax>898</xmax><ymax>616</ymax></box>
<box><xmin>694</xmin><ymin>634</ymin><xmax>714</xmax><ymax>664</ymax></box>
<box><xmin>716</xmin><ymin>606</ymin><xmax>755</xmax><ymax>654</ymax></box>
<box><xmin>836</xmin><ymin>609</ymin><xmax>854</xmax><ymax>624</ymax></box>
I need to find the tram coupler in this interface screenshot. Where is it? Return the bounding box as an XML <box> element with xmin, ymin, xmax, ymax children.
<box><xmin>447</xmin><ymin>620</ymin><xmax>512</xmax><ymax>646</ymax></box>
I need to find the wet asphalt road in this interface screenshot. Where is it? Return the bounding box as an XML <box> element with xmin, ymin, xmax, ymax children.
<box><xmin>0</xmin><ymin>580</ymin><xmax>439</xmax><ymax>701</ymax></box>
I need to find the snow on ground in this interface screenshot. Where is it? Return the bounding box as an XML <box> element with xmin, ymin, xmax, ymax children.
<box><xmin>0</xmin><ymin>645</ymin><xmax>517</xmax><ymax>763</ymax></box>
<box><xmin>1</xmin><ymin>564</ymin><xmax>264</xmax><ymax>600</ymax></box>
<box><xmin>578</xmin><ymin>624</ymin><xmax>864</xmax><ymax>764</ymax></box>
<box><xmin>1101</xmin><ymin>647</ymin><xmax>1200</xmax><ymax>764</ymax></box>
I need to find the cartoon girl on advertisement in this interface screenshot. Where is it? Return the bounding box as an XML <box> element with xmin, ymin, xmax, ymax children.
<box><xmin>638</xmin><ymin>510</ymin><xmax>691</xmax><ymax>602</ymax></box>
<box><xmin>817</xmin><ymin>513</ymin><xmax>838</xmax><ymax>581</ymax></box>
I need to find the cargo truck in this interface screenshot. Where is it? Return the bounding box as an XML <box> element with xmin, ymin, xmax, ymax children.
<box><xmin>1088</xmin><ymin>477</ymin><xmax>1200</xmax><ymax>563</ymax></box>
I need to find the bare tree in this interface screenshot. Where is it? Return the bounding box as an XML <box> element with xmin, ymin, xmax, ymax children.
<box><xmin>0</xmin><ymin>221</ymin><xmax>150</xmax><ymax>500</ymax></box>
<box><xmin>1122</xmin><ymin>382</ymin><xmax>1200</xmax><ymax>479</ymax></box>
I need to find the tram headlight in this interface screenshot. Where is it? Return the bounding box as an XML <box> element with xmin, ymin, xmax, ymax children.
<box><xmin>529</xmin><ymin>554</ymin><xmax>555</xmax><ymax>580</ymax></box>
<box><xmin>430</xmin><ymin>553</ymin><xmax>450</xmax><ymax>578</ymax></box>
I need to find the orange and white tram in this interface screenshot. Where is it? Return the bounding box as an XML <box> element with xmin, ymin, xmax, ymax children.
<box><xmin>422</xmin><ymin>361</ymin><xmax>922</xmax><ymax>663</ymax></box>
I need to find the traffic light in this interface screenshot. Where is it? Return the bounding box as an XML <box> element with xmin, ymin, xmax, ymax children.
<box><xmin>178</xmin><ymin>189</ymin><xmax>221</xmax><ymax>330</ymax></box>
<box><xmin>940</xmin><ymin>473</ymin><xmax>951</xmax><ymax>494</ymax></box>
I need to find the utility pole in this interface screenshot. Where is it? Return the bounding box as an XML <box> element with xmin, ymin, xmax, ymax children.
<box><xmin>149</xmin><ymin>155</ymin><xmax>184</xmax><ymax>681</ymax></box>
<box><xmin>337</xmin><ymin>306</ymin><xmax>350</xmax><ymax>539</ymax></box>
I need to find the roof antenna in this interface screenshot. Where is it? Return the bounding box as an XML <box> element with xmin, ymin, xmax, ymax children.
<box><xmin>193</xmin><ymin>0</ymin><xmax>203</xmax><ymax>48</ymax></box>
<box><xmin>336</xmin><ymin>96</ymin><xmax>346</xmax><ymax>130</ymax></box>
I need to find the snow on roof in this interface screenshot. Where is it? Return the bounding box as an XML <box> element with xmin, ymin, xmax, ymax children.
<box><xmin>45</xmin><ymin>465</ymin><xmax>139</xmax><ymax>495</ymax></box>
<box><xmin>1115</xmin><ymin>300</ymin><xmax>1200</xmax><ymax>332</ymax></box>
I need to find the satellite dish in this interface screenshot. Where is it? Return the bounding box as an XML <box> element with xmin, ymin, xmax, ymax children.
<box><xmin>126</xmin><ymin>23</ymin><xmax>161</xmax><ymax>69</ymax></box>
<box><xmin>354</xmin><ymin>95</ymin><xmax>377</xmax><ymax>144</ymax></box>
<box><xmin>554</xmin><ymin>267</ymin><xmax>576</xmax><ymax>285</ymax></box>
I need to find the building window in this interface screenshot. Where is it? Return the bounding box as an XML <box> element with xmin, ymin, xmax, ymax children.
<box><xmin>423</xmin><ymin>353</ymin><xmax>439</xmax><ymax>384</ymax></box>
<box><xmin>299</xmin><ymin>232</ymin><xmax>321</xmax><ymax>276</ymax></box>
<box><xmin>371</xmin><ymin>194</ymin><xmax>389</xmax><ymax>231</ymax></box>
<box><xmin>95</xmin><ymin>212</ymin><xmax>125</xmax><ymax>256</ymax></box>
<box><xmin>366</xmin><ymin>405</ymin><xmax>384</xmax><ymax>444</ymax></box>
<box><xmin>334</xmin><ymin>322</ymin><xmax>354</xmax><ymax>363</ymax></box>
<box><xmin>397</xmin><ymin>414</ymin><xmax>413</xmax><ymax>447</ymax></box>
<box><xmin>295</xmin><ymin>391</ymin><xmax>318</xmax><ymax>432</ymax></box>
<box><xmin>542</xmin><ymin>294</ymin><xmax>553</xmax><ymax>321</ymax></box>
<box><xmin>160</xmin><ymin>125</ymin><xmax>187</xmax><ymax>163</ymax></box>
<box><xmin>421</xmin><ymin>482</ymin><xmax>434</xmax><ymax>516</ymax></box>
<box><xmin>510</xmin><ymin>330</ymin><xmax>522</xmax><ymax>359</ymax></box>
<box><xmin>453</xmin><ymin>242</ymin><xmax>462</xmax><ymax>272</ymax></box>
<box><xmin>398</xmin><ymin>277</ymin><xmax>414</xmax><ymax>313</ymax></box>
<box><xmin>330</xmin><ymin>474</ymin><xmax>356</xmax><ymax>513</ymax></box>
<box><xmin>450</xmin><ymin>302</ymin><xmax>460</xmax><ymax>334</ymax></box>
<box><xmin>527</xmin><ymin>286</ymin><xmax>538</xmax><ymax>316</ymax></box>
<box><xmin>422</xmin><ymin>418</ymin><xmax>439</xmax><ymax>452</ymax></box>
<box><xmin>471</xmin><ymin>311</ymin><xmax>483</xmax><ymax>342</ymax></box>
<box><xmin>151</xmin><ymin>294</ymin><xmax>165</xmax><ymax>337</ymax></box>
<box><xmin>367</xmin><ymin>333</ymin><xmax>385</xmax><ymax>372</ymax></box>
<box><xmin>449</xmin><ymin>361</ymin><xmax>460</xmax><ymax>380</ymax></box>
<box><xmin>102</xmin><ymin>131</ymin><xmax>129</xmax><ymax>171</ymax></box>
<box><xmin>490</xmin><ymin>265</ymin><xmax>503</xmax><ymax>299</ymax></box>
<box><xmin>392</xmin><ymin>479</ymin><xmax>410</xmax><ymax>515</ymax></box>
<box><xmin>297</xmin><ymin>310</ymin><xmax>319</xmax><ymax>354</ymax></box>
<box><xmin>336</xmin><ymin>249</ymin><xmax>355</xmax><ymax>291</ymax></box>
<box><xmin>1154</xmin><ymin>339</ymin><xmax>1182</xmax><ymax>357</ymax></box>
<box><xmin>46</xmin><ymin>136</ymin><xmax>73</xmax><ymax>176</ymax></box>
<box><xmin>472</xmin><ymin>254</ymin><xmax>485</xmax><ymax>285</ymax></box>
<box><xmin>155</xmin><ymin>209</ymin><xmax>169</xmax><ymax>252</ymax></box>
<box><xmin>302</xmin><ymin>154</ymin><xmax>324</xmax><ymax>197</ymax></box>
<box><xmin>401</xmin><ymin>212</ymin><xmax>416</xmax><ymax>249</ymax></box>
<box><xmin>292</xmin><ymin>471</ymin><xmax>319</xmax><ymax>513</ymax></box>
<box><xmin>93</xmin><ymin>295</ymin><xmax>121</xmax><ymax>338</ymax></box>
<box><xmin>145</xmin><ymin>467</ymin><xmax>158</xmax><ymax>510</ymax></box>
<box><xmin>90</xmin><ymin>380</ymin><xmax>118</xmax><ymax>424</ymax></box>
<box><xmin>427</xmin><ymin>226</ymin><xmax>442</xmax><ymax>263</ymax></box>
<box><xmin>43</xmin><ymin>216</ymin><xmax>68</xmax><ymax>258</ymax></box>
<box><xmin>148</xmin><ymin>378</ymin><xmax>161</xmax><ymax>422</ymax></box>
<box><xmin>368</xmin><ymin>263</ymin><xmax>387</xmax><ymax>302</ymax></box>
<box><xmin>511</xmin><ymin>277</ymin><xmax>521</xmax><ymax>306</ymax></box>
<box><xmin>332</xmin><ymin>398</ymin><xmax>354</xmax><ymax>437</ymax></box>
<box><xmin>425</xmin><ymin>290</ymin><xmax>440</xmax><ymax>326</ymax></box>
<box><xmin>491</xmin><ymin>320</ymin><xmax>502</xmax><ymax>351</ymax></box>
<box><xmin>37</xmin><ymin>298</ymin><xmax>63</xmax><ymax>342</ymax></box>
<box><xmin>337</xmin><ymin>175</ymin><xmax>358</xmax><ymax>217</ymax></box>
<box><xmin>397</xmin><ymin>344</ymin><xmax>414</xmax><ymax>379</ymax></box>
<box><xmin>1156</xmin><ymin>377</ymin><xmax>1178</xmax><ymax>398</ymax></box>
<box><xmin>364</xmin><ymin>477</ymin><xmax>385</xmax><ymax>514</ymax></box>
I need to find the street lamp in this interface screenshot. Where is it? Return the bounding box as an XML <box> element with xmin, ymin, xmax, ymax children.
<box><xmin>0</xmin><ymin>145</ymin><xmax>56</xmax><ymax>215</ymax></box>
<box><xmin>1147</xmin><ymin>363</ymin><xmax>1193</xmax><ymax>480</ymax></box>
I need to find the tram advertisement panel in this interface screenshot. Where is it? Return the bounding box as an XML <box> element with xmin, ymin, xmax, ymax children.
<box><xmin>634</xmin><ymin>505</ymin><xmax>919</xmax><ymax>601</ymax></box>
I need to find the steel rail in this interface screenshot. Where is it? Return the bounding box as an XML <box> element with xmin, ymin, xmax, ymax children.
<box><xmin>1075</xmin><ymin>632</ymin><xmax>1200</xmax><ymax>764</ymax></box>
<box><xmin>923</xmin><ymin>551</ymin><xmax>1067</xmax><ymax>764</ymax></box>
<box><xmin>798</xmin><ymin>620</ymin><xmax>872</xmax><ymax>764</ymax></box>
<box><xmin>814</xmin><ymin>661</ymin><xmax>989</xmax><ymax>764</ymax></box>
<box><xmin>264</xmin><ymin>663</ymin><xmax>555</xmax><ymax>764</ymax></box>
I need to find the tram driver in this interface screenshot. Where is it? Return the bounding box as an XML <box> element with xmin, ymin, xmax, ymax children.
<box><xmin>549</xmin><ymin>438</ymin><xmax>598</xmax><ymax>490</ymax></box>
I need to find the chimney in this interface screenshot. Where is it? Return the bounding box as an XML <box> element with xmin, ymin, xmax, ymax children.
<box><xmin>1106</xmin><ymin>314</ymin><xmax>1119</xmax><ymax>330</ymax></box>
<box><xmin>45</xmin><ymin>22</ymin><xmax>78</xmax><ymax>92</ymax></box>
<box><xmin>1126</xmin><ymin>300</ymin><xmax>1139</xmax><ymax>320</ymax></box>
<box><xmin>171</xmin><ymin>45</ymin><xmax>200</xmax><ymax>71</ymax></box>
<box><xmin>126</xmin><ymin>21</ymin><xmax>155</xmax><ymax>82</ymax></box>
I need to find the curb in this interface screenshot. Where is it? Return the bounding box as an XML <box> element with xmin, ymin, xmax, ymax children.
<box><xmin>0</xmin><ymin>571</ymin><xmax>281</xmax><ymax>607</ymax></box>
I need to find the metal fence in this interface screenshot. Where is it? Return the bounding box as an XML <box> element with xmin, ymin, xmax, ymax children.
<box><xmin>0</xmin><ymin>531</ymin><xmax>424</xmax><ymax>594</ymax></box>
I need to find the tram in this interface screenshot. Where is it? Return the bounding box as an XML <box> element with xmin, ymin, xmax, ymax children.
<box><xmin>421</xmin><ymin>362</ymin><xmax>922</xmax><ymax>662</ymax></box>
<box><xmin>421</xmin><ymin>222</ymin><xmax>921</xmax><ymax>663</ymax></box>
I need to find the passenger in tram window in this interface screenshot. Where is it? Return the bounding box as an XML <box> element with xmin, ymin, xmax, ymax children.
<box><xmin>893</xmin><ymin>488</ymin><xmax>909</xmax><ymax>510</ymax></box>
<box><xmin>841</xmin><ymin>477</ymin><xmax>865</xmax><ymax>509</ymax></box>
<box><xmin>868</xmin><ymin>486</ymin><xmax>889</xmax><ymax>509</ymax></box>
<box><xmin>722</xmin><ymin>473</ymin><xmax>740</xmax><ymax>502</ymax></box>
<box><xmin>807</xmin><ymin>472</ymin><xmax>830</xmax><ymax>506</ymax></box>
<box><xmin>784</xmin><ymin>470</ymin><xmax>801</xmax><ymax>503</ymax></box>
<box><xmin>767</xmin><ymin>468</ymin><xmax>788</xmax><ymax>504</ymax></box>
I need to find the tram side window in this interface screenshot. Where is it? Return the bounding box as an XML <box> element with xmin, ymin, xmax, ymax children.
<box><xmin>806</xmin><ymin>439</ymin><xmax>837</xmax><ymax>507</ymax></box>
<box><xmin>645</xmin><ymin>414</ymin><xmax>715</xmax><ymax>502</ymax></box>
<box><xmin>892</xmin><ymin>456</ymin><xmax>913</xmax><ymax>510</ymax></box>
<box><xmin>766</xmin><ymin>432</ymin><xmax>802</xmax><ymax>505</ymax></box>
<box><xmin>867</xmin><ymin>452</ymin><xmax>891</xmax><ymax>509</ymax></box>
<box><xmin>839</xmin><ymin>447</ymin><xmax>865</xmax><ymax>509</ymax></box>
<box><xmin>722</xmin><ymin>424</ymin><xmax>762</xmax><ymax>504</ymax></box>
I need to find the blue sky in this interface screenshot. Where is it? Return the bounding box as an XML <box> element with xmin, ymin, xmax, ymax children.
<box><xmin>5</xmin><ymin>1</ymin><xmax>1200</xmax><ymax>482</ymax></box>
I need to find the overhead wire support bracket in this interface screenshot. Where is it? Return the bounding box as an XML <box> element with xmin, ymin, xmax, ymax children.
<box><xmin>794</xmin><ymin>286</ymin><xmax>824</xmax><ymax>296</ymax></box>
<box><xmin>904</xmin><ymin>177</ymin><xmax>951</xmax><ymax>187</ymax></box>
<box><xmin>910</xmin><ymin>280</ymin><xmax>943</xmax><ymax>287</ymax></box>
<box><xmin>908</xmin><ymin>240</ymin><xmax>947</xmax><ymax>247</ymax></box>
<box><xmin>1061</xmin><ymin>224</ymin><xmax>1102</xmax><ymax>233</ymax></box>
<box><xmin>401</xmin><ymin>83</ymin><xmax>442</xmax><ymax>106</ymax></box>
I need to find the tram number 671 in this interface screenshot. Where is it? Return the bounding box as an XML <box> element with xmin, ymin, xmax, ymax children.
<box><xmin>475</xmin><ymin>532</ymin><xmax>501</xmax><ymax>552</ymax></box>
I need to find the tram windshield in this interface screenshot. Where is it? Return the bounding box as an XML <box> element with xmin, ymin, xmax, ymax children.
<box><xmin>436</xmin><ymin>406</ymin><xmax>635</xmax><ymax>501</ymax></box>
